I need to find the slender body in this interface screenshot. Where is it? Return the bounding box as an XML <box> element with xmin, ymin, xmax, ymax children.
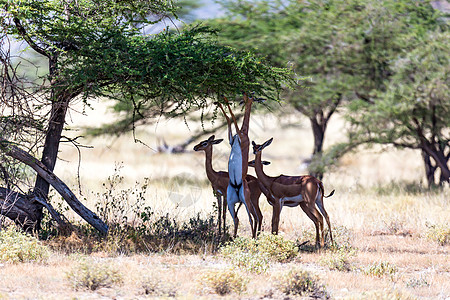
<box><xmin>193</xmin><ymin>135</ymin><xmax>263</xmax><ymax>237</ymax></box>
<box><xmin>252</xmin><ymin>138</ymin><xmax>334</xmax><ymax>248</ymax></box>
<box><xmin>217</xmin><ymin>94</ymin><xmax>257</xmax><ymax>237</ymax></box>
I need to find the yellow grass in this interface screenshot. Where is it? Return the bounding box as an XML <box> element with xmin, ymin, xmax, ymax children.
<box><xmin>1</xmin><ymin>100</ymin><xmax>449</xmax><ymax>299</ymax></box>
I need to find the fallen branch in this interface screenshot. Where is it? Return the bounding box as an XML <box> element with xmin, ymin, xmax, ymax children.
<box><xmin>0</xmin><ymin>138</ymin><xmax>108</xmax><ymax>234</ymax></box>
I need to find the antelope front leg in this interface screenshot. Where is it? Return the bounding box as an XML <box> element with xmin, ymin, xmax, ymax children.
<box><xmin>216</xmin><ymin>193</ymin><xmax>222</xmax><ymax>236</ymax></box>
<box><xmin>222</xmin><ymin>193</ymin><xmax>227</xmax><ymax>237</ymax></box>
<box><xmin>271</xmin><ymin>199</ymin><xmax>281</xmax><ymax>235</ymax></box>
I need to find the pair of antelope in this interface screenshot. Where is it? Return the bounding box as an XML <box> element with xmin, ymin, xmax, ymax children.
<box><xmin>193</xmin><ymin>94</ymin><xmax>334</xmax><ymax>248</ymax></box>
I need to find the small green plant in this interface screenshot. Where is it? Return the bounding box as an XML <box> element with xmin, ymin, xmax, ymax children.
<box><xmin>406</xmin><ymin>275</ymin><xmax>430</xmax><ymax>288</ymax></box>
<box><xmin>274</xmin><ymin>267</ymin><xmax>329</xmax><ymax>299</ymax></box>
<box><xmin>320</xmin><ymin>248</ymin><xmax>356</xmax><ymax>272</ymax></box>
<box><xmin>66</xmin><ymin>259</ymin><xmax>123</xmax><ymax>290</ymax></box>
<box><xmin>0</xmin><ymin>226</ymin><xmax>50</xmax><ymax>263</ymax></box>
<box><xmin>424</xmin><ymin>222</ymin><xmax>449</xmax><ymax>246</ymax></box>
<box><xmin>364</xmin><ymin>261</ymin><xmax>398</xmax><ymax>280</ymax></box>
<box><xmin>198</xmin><ymin>269</ymin><xmax>247</xmax><ymax>295</ymax></box>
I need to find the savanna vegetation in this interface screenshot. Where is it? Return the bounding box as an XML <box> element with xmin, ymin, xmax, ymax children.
<box><xmin>0</xmin><ymin>0</ymin><xmax>448</xmax><ymax>299</ymax></box>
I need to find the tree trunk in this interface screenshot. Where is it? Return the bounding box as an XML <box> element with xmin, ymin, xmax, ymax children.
<box><xmin>421</xmin><ymin>150</ymin><xmax>437</xmax><ymax>188</ymax></box>
<box><xmin>310</xmin><ymin>117</ymin><xmax>326</xmax><ymax>180</ymax></box>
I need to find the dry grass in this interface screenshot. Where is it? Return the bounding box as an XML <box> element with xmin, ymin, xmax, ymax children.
<box><xmin>1</xmin><ymin>101</ymin><xmax>449</xmax><ymax>299</ymax></box>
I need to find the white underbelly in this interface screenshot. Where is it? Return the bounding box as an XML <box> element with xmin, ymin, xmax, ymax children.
<box><xmin>281</xmin><ymin>194</ymin><xmax>303</xmax><ymax>206</ymax></box>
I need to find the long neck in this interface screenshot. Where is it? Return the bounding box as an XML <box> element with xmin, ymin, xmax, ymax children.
<box><xmin>241</xmin><ymin>94</ymin><xmax>253</xmax><ymax>136</ymax></box>
<box><xmin>204</xmin><ymin>146</ymin><xmax>218</xmax><ymax>182</ymax></box>
<box><xmin>254</xmin><ymin>151</ymin><xmax>273</xmax><ymax>188</ymax></box>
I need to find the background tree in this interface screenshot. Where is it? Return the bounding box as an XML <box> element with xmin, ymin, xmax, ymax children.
<box><xmin>202</xmin><ymin>0</ymin><xmax>447</xmax><ymax>182</ymax></box>
<box><xmin>0</xmin><ymin>0</ymin><xmax>292</xmax><ymax>233</ymax></box>
<box><xmin>346</xmin><ymin>30</ymin><xmax>449</xmax><ymax>187</ymax></box>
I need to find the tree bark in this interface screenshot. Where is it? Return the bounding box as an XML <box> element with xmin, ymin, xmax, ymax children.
<box><xmin>0</xmin><ymin>138</ymin><xmax>108</xmax><ymax>234</ymax></box>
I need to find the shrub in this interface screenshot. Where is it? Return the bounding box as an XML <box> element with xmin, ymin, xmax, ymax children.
<box><xmin>256</xmin><ymin>232</ymin><xmax>299</xmax><ymax>262</ymax></box>
<box><xmin>198</xmin><ymin>269</ymin><xmax>247</xmax><ymax>295</ymax></box>
<box><xmin>0</xmin><ymin>226</ymin><xmax>50</xmax><ymax>263</ymax></box>
<box><xmin>274</xmin><ymin>267</ymin><xmax>329</xmax><ymax>299</ymax></box>
<box><xmin>424</xmin><ymin>222</ymin><xmax>449</xmax><ymax>246</ymax></box>
<box><xmin>66</xmin><ymin>259</ymin><xmax>123</xmax><ymax>290</ymax></box>
<box><xmin>220</xmin><ymin>237</ymin><xmax>270</xmax><ymax>274</ymax></box>
<box><xmin>220</xmin><ymin>233</ymin><xmax>298</xmax><ymax>273</ymax></box>
<box><xmin>364</xmin><ymin>261</ymin><xmax>398</xmax><ymax>280</ymax></box>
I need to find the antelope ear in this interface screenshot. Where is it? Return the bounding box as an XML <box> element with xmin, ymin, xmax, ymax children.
<box><xmin>263</xmin><ymin>137</ymin><xmax>273</xmax><ymax>148</ymax></box>
<box><xmin>212</xmin><ymin>139</ymin><xmax>223</xmax><ymax>144</ymax></box>
<box><xmin>248</xmin><ymin>160</ymin><xmax>255</xmax><ymax>165</ymax></box>
<box><xmin>262</xmin><ymin>160</ymin><xmax>271</xmax><ymax>165</ymax></box>
<box><xmin>208</xmin><ymin>135</ymin><xmax>215</xmax><ymax>141</ymax></box>
<box><xmin>252</xmin><ymin>141</ymin><xmax>257</xmax><ymax>147</ymax></box>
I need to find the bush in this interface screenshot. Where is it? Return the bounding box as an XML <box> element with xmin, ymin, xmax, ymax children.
<box><xmin>220</xmin><ymin>237</ymin><xmax>270</xmax><ymax>273</ymax></box>
<box><xmin>220</xmin><ymin>233</ymin><xmax>298</xmax><ymax>273</ymax></box>
<box><xmin>66</xmin><ymin>259</ymin><xmax>123</xmax><ymax>290</ymax></box>
<box><xmin>424</xmin><ymin>222</ymin><xmax>449</xmax><ymax>246</ymax></box>
<box><xmin>256</xmin><ymin>233</ymin><xmax>299</xmax><ymax>262</ymax></box>
<box><xmin>0</xmin><ymin>226</ymin><xmax>50</xmax><ymax>263</ymax></box>
<box><xmin>198</xmin><ymin>269</ymin><xmax>247</xmax><ymax>295</ymax></box>
<box><xmin>274</xmin><ymin>267</ymin><xmax>329</xmax><ymax>299</ymax></box>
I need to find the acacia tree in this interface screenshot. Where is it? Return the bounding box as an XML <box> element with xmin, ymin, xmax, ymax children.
<box><xmin>0</xmin><ymin>0</ymin><xmax>292</xmax><ymax>233</ymax></box>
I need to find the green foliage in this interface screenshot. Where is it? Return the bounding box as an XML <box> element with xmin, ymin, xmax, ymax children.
<box><xmin>424</xmin><ymin>222</ymin><xmax>450</xmax><ymax>246</ymax></box>
<box><xmin>66</xmin><ymin>259</ymin><xmax>123</xmax><ymax>291</ymax></box>
<box><xmin>198</xmin><ymin>269</ymin><xmax>248</xmax><ymax>295</ymax></box>
<box><xmin>274</xmin><ymin>267</ymin><xmax>329</xmax><ymax>298</ymax></box>
<box><xmin>0</xmin><ymin>226</ymin><xmax>50</xmax><ymax>263</ymax></box>
<box><xmin>220</xmin><ymin>233</ymin><xmax>298</xmax><ymax>273</ymax></box>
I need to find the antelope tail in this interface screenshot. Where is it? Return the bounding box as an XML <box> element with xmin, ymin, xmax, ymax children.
<box><xmin>324</xmin><ymin>190</ymin><xmax>335</xmax><ymax>198</ymax></box>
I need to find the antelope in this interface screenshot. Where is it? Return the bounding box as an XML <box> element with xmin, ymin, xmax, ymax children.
<box><xmin>216</xmin><ymin>94</ymin><xmax>258</xmax><ymax>237</ymax></box>
<box><xmin>252</xmin><ymin>138</ymin><xmax>334</xmax><ymax>248</ymax></box>
<box><xmin>193</xmin><ymin>135</ymin><xmax>263</xmax><ymax>238</ymax></box>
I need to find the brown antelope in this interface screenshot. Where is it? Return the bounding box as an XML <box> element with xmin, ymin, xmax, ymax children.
<box><xmin>193</xmin><ymin>135</ymin><xmax>263</xmax><ymax>238</ymax></box>
<box><xmin>216</xmin><ymin>94</ymin><xmax>257</xmax><ymax>237</ymax></box>
<box><xmin>252</xmin><ymin>138</ymin><xmax>334</xmax><ymax>248</ymax></box>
